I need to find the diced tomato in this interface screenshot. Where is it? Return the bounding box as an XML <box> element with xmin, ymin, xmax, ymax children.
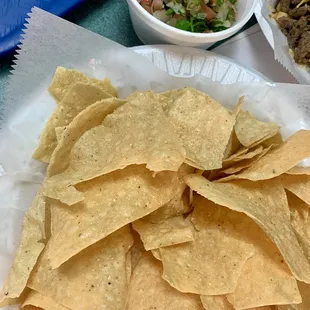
<box><xmin>201</xmin><ymin>4</ymin><xmax>217</xmax><ymax>22</ymax></box>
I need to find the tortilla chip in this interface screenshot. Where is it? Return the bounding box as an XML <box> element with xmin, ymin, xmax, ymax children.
<box><xmin>287</xmin><ymin>191</ymin><xmax>310</xmax><ymax>262</ymax></box>
<box><xmin>221</xmin><ymin>145</ymin><xmax>274</xmax><ymax>175</ymax></box>
<box><xmin>257</xmin><ymin>132</ymin><xmax>283</xmax><ymax>148</ymax></box>
<box><xmin>275</xmin><ymin>282</ymin><xmax>310</xmax><ymax>310</ymax></box>
<box><xmin>193</xmin><ymin>197</ymin><xmax>300</xmax><ymax>309</ymax></box>
<box><xmin>47</xmin><ymin>98</ymin><xmax>125</xmax><ymax>177</ymax></box>
<box><xmin>45</xmin><ymin>165</ymin><xmax>179</xmax><ymax>268</ymax></box>
<box><xmin>0</xmin><ymin>193</ymin><xmax>45</xmax><ymax>303</ymax></box>
<box><xmin>200</xmin><ymin>295</ymin><xmax>234</xmax><ymax>310</ymax></box>
<box><xmin>165</xmin><ymin>87</ymin><xmax>236</xmax><ymax>170</ymax></box>
<box><xmin>126</xmin><ymin>252</ymin><xmax>204</xmax><ymax>310</ymax></box>
<box><xmin>33</xmin><ymin>83</ymin><xmax>112</xmax><ymax>163</ymax></box>
<box><xmin>185</xmin><ymin>174</ymin><xmax>310</xmax><ymax>283</ymax></box>
<box><xmin>223</xmin><ymin>131</ymin><xmax>241</xmax><ymax>160</ymax></box>
<box><xmin>55</xmin><ymin>126</ymin><xmax>66</xmax><ymax>142</ymax></box>
<box><xmin>143</xmin><ymin>164</ymin><xmax>194</xmax><ymax>223</ymax></box>
<box><xmin>281</xmin><ymin>174</ymin><xmax>310</xmax><ymax>206</ymax></box>
<box><xmin>287</xmin><ymin>166</ymin><xmax>310</xmax><ymax>175</ymax></box>
<box><xmin>44</xmin><ymin>93</ymin><xmax>185</xmax><ymax>204</ymax></box>
<box><xmin>27</xmin><ymin>226</ymin><xmax>133</xmax><ymax>310</ymax></box>
<box><xmin>48</xmin><ymin>66</ymin><xmax>117</xmax><ymax>101</ymax></box>
<box><xmin>133</xmin><ymin>215</ymin><xmax>195</xmax><ymax>251</ymax></box>
<box><xmin>151</xmin><ymin>249</ymin><xmax>161</xmax><ymax>261</ymax></box>
<box><xmin>143</xmin><ymin>189</ymin><xmax>191</xmax><ymax>224</ymax></box>
<box><xmin>223</xmin><ymin>146</ymin><xmax>264</xmax><ymax>169</ymax></box>
<box><xmin>234</xmin><ymin>110</ymin><xmax>280</xmax><ymax>147</ymax></box>
<box><xmin>219</xmin><ymin>130</ymin><xmax>310</xmax><ymax>182</ymax></box>
<box><xmin>130</xmin><ymin>229</ymin><xmax>146</xmax><ymax>271</ymax></box>
<box><xmin>159</xmin><ymin>197</ymin><xmax>255</xmax><ymax>295</ymax></box>
<box><xmin>22</xmin><ymin>290</ymin><xmax>68</xmax><ymax>310</ymax></box>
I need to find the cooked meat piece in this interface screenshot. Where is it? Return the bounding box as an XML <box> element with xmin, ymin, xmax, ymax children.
<box><xmin>289</xmin><ymin>5</ymin><xmax>310</xmax><ymax>18</ymax></box>
<box><xmin>277</xmin><ymin>16</ymin><xmax>295</xmax><ymax>35</ymax></box>
<box><xmin>288</xmin><ymin>16</ymin><xmax>309</xmax><ymax>48</ymax></box>
<box><xmin>291</xmin><ymin>0</ymin><xmax>303</xmax><ymax>4</ymax></box>
<box><xmin>294</xmin><ymin>30</ymin><xmax>310</xmax><ymax>65</ymax></box>
<box><xmin>278</xmin><ymin>0</ymin><xmax>291</xmax><ymax>13</ymax></box>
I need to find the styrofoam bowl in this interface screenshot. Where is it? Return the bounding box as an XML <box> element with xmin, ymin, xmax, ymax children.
<box><xmin>127</xmin><ymin>0</ymin><xmax>258</xmax><ymax>49</ymax></box>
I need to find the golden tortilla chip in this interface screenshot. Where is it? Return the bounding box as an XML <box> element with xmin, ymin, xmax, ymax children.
<box><xmin>143</xmin><ymin>189</ymin><xmax>191</xmax><ymax>224</ymax></box>
<box><xmin>47</xmin><ymin>98</ymin><xmax>125</xmax><ymax>177</ymax></box>
<box><xmin>165</xmin><ymin>87</ymin><xmax>236</xmax><ymax>170</ymax></box>
<box><xmin>126</xmin><ymin>252</ymin><xmax>204</xmax><ymax>310</ymax></box>
<box><xmin>159</xmin><ymin>197</ymin><xmax>255</xmax><ymax>295</ymax></box>
<box><xmin>27</xmin><ymin>226</ymin><xmax>133</xmax><ymax>310</ymax></box>
<box><xmin>185</xmin><ymin>174</ymin><xmax>310</xmax><ymax>283</ymax></box>
<box><xmin>193</xmin><ymin>197</ymin><xmax>300</xmax><ymax>309</ymax></box>
<box><xmin>48</xmin><ymin>66</ymin><xmax>117</xmax><ymax>101</ymax></box>
<box><xmin>43</xmin><ymin>93</ymin><xmax>185</xmax><ymax>205</ymax></box>
<box><xmin>54</xmin><ymin>126</ymin><xmax>66</xmax><ymax>142</ymax></box>
<box><xmin>287</xmin><ymin>191</ymin><xmax>310</xmax><ymax>262</ymax></box>
<box><xmin>234</xmin><ymin>110</ymin><xmax>279</xmax><ymax>147</ymax></box>
<box><xmin>143</xmin><ymin>164</ymin><xmax>194</xmax><ymax>223</ymax></box>
<box><xmin>133</xmin><ymin>215</ymin><xmax>195</xmax><ymax>251</ymax></box>
<box><xmin>33</xmin><ymin>83</ymin><xmax>112</xmax><ymax>163</ymax></box>
<box><xmin>223</xmin><ymin>146</ymin><xmax>264</xmax><ymax>169</ymax></box>
<box><xmin>281</xmin><ymin>174</ymin><xmax>310</xmax><ymax>206</ymax></box>
<box><xmin>151</xmin><ymin>249</ymin><xmax>161</xmax><ymax>261</ymax></box>
<box><xmin>0</xmin><ymin>193</ymin><xmax>45</xmax><ymax>304</ymax></box>
<box><xmin>22</xmin><ymin>290</ymin><xmax>68</xmax><ymax>310</ymax></box>
<box><xmin>223</xmin><ymin>131</ymin><xmax>241</xmax><ymax>160</ymax></box>
<box><xmin>275</xmin><ymin>282</ymin><xmax>310</xmax><ymax>310</ymax></box>
<box><xmin>130</xmin><ymin>229</ymin><xmax>146</xmax><ymax>271</ymax></box>
<box><xmin>200</xmin><ymin>295</ymin><xmax>234</xmax><ymax>310</ymax></box>
<box><xmin>287</xmin><ymin>166</ymin><xmax>310</xmax><ymax>175</ymax></box>
<box><xmin>45</xmin><ymin>165</ymin><xmax>179</xmax><ymax>268</ymax></box>
<box><xmin>221</xmin><ymin>145</ymin><xmax>274</xmax><ymax>175</ymax></box>
<box><xmin>219</xmin><ymin>130</ymin><xmax>310</xmax><ymax>182</ymax></box>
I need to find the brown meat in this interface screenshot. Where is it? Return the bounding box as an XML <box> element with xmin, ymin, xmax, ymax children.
<box><xmin>277</xmin><ymin>16</ymin><xmax>295</xmax><ymax>35</ymax></box>
<box><xmin>287</xmin><ymin>16</ymin><xmax>309</xmax><ymax>48</ymax></box>
<box><xmin>294</xmin><ymin>30</ymin><xmax>310</xmax><ymax>65</ymax></box>
<box><xmin>278</xmin><ymin>0</ymin><xmax>291</xmax><ymax>13</ymax></box>
<box><xmin>289</xmin><ymin>5</ymin><xmax>310</xmax><ymax>18</ymax></box>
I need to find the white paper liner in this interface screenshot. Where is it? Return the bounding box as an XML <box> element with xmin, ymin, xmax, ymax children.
<box><xmin>1</xmin><ymin>7</ymin><xmax>310</xmax><ymax>309</ymax></box>
<box><xmin>261</xmin><ymin>0</ymin><xmax>310</xmax><ymax>84</ymax></box>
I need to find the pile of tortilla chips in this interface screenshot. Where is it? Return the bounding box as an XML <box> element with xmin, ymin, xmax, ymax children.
<box><xmin>1</xmin><ymin>67</ymin><xmax>310</xmax><ymax>310</ymax></box>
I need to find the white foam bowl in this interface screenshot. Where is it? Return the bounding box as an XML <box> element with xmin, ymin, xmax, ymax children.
<box><xmin>127</xmin><ymin>0</ymin><xmax>258</xmax><ymax>49</ymax></box>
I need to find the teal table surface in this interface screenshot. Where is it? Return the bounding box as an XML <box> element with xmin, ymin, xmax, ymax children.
<box><xmin>0</xmin><ymin>0</ymin><xmax>257</xmax><ymax>110</ymax></box>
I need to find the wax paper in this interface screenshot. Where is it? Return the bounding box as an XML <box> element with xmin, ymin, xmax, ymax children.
<box><xmin>262</xmin><ymin>0</ymin><xmax>310</xmax><ymax>84</ymax></box>
<box><xmin>0</xmin><ymin>7</ymin><xmax>310</xmax><ymax>310</ymax></box>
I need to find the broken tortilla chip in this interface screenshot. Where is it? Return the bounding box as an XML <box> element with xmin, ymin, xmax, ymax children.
<box><xmin>0</xmin><ymin>193</ymin><xmax>45</xmax><ymax>304</ymax></box>
<box><xmin>234</xmin><ymin>110</ymin><xmax>279</xmax><ymax>147</ymax></box>
<box><xmin>22</xmin><ymin>290</ymin><xmax>68</xmax><ymax>310</ymax></box>
<box><xmin>200</xmin><ymin>295</ymin><xmax>234</xmax><ymax>310</ymax></box>
<box><xmin>133</xmin><ymin>215</ymin><xmax>195</xmax><ymax>251</ymax></box>
<box><xmin>48</xmin><ymin>66</ymin><xmax>117</xmax><ymax>101</ymax></box>
<box><xmin>286</xmin><ymin>166</ymin><xmax>310</xmax><ymax>175</ymax></box>
<box><xmin>47</xmin><ymin>97</ymin><xmax>125</xmax><ymax>177</ymax></box>
<box><xmin>166</xmin><ymin>87</ymin><xmax>236</xmax><ymax>170</ymax></box>
<box><xmin>126</xmin><ymin>252</ymin><xmax>204</xmax><ymax>310</ymax></box>
<box><xmin>185</xmin><ymin>174</ymin><xmax>310</xmax><ymax>283</ymax></box>
<box><xmin>44</xmin><ymin>93</ymin><xmax>185</xmax><ymax>204</ymax></box>
<box><xmin>158</xmin><ymin>196</ymin><xmax>255</xmax><ymax>295</ymax></box>
<box><xmin>193</xmin><ymin>197</ymin><xmax>300</xmax><ymax>309</ymax></box>
<box><xmin>44</xmin><ymin>165</ymin><xmax>179</xmax><ymax>268</ymax></box>
<box><xmin>219</xmin><ymin>130</ymin><xmax>310</xmax><ymax>182</ymax></box>
<box><xmin>287</xmin><ymin>191</ymin><xmax>310</xmax><ymax>263</ymax></box>
<box><xmin>281</xmin><ymin>174</ymin><xmax>310</xmax><ymax>206</ymax></box>
<box><xmin>27</xmin><ymin>226</ymin><xmax>133</xmax><ymax>310</ymax></box>
<box><xmin>33</xmin><ymin>83</ymin><xmax>112</xmax><ymax>163</ymax></box>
